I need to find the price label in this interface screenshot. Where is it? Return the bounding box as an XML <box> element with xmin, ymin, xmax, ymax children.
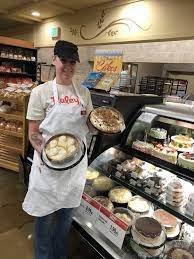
<box><xmin>95</xmin><ymin>206</ymin><xmax>128</xmax><ymax>249</ymax></box>
<box><xmin>77</xmin><ymin>193</ymin><xmax>100</xmax><ymax>224</ymax></box>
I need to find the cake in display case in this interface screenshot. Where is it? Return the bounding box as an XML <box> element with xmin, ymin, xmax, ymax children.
<box><xmin>73</xmin><ymin>103</ymin><xmax>194</xmax><ymax>259</ymax></box>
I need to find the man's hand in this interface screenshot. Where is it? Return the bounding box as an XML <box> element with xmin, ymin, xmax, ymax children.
<box><xmin>29</xmin><ymin>120</ymin><xmax>44</xmax><ymax>153</ymax></box>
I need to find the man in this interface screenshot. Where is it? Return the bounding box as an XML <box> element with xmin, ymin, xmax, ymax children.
<box><xmin>23</xmin><ymin>40</ymin><xmax>93</xmax><ymax>259</ymax></box>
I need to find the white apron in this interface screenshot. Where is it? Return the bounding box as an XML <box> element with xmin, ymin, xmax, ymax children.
<box><xmin>23</xmin><ymin>80</ymin><xmax>88</xmax><ymax>217</ymax></box>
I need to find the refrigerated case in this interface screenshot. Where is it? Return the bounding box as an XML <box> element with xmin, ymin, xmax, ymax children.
<box><xmin>88</xmin><ymin>92</ymin><xmax>162</xmax><ymax>162</ymax></box>
<box><xmin>73</xmin><ymin>102</ymin><xmax>194</xmax><ymax>258</ymax></box>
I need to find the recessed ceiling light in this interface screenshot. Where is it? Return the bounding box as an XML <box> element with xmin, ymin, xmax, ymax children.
<box><xmin>32</xmin><ymin>11</ymin><xmax>40</xmax><ymax>17</ymax></box>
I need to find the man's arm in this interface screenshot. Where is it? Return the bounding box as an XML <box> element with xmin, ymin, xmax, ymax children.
<box><xmin>29</xmin><ymin>120</ymin><xmax>44</xmax><ymax>153</ymax></box>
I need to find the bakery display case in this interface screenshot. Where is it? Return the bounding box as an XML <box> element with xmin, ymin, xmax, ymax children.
<box><xmin>73</xmin><ymin>102</ymin><xmax>194</xmax><ymax>258</ymax></box>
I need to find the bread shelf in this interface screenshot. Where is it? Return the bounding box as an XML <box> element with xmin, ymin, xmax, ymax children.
<box><xmin>110</xmin><ymin>174</ymin><xmax>194</xmax><ymax>227</ymax></box>
<box><xmin>0</xmin><ymin>129</ymin><xmax>23</xmax><ymax>138</ymax></box>
<box><xmin>0</xmin><ymin>71</ymin><xmax>36</xmax><ymax>77</ymax></box>
<box><xmin>0</xmin><ymin>56</ymin><xmax>36</xmax><ymax>63</ymax></box>
<box><xmin>0</xmin><ymin>158</ymin><xmax>18</xmax><ymax>172</ymax></box>
<box><xmin>0</xmin><ymin>111</ymin><xmax>23</xmax><ymax>121</ymax></box>
<box><xmin>0</xmin><ymin>141</ymin><xmax>23</xmax><ymax>153</ymax></box>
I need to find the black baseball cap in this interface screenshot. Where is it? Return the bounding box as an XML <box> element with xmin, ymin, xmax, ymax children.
<box><xmin>54</xmin><ymin>40</ymin><xmax>80</xmax><ymax>62</ymax></box>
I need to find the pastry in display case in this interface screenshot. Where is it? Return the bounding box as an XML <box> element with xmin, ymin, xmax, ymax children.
<box><xmin>153</xmin><ymin>209</ymin><xmax>180</xmax><ymax>239</ymax></box>
<box><xmin>73</xmin><ymin>103</ymin><xmax>194</xmax><ymax>259</ymax></box>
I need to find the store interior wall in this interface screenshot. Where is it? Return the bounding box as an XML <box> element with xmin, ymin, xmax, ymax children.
<box><xmin>32</xmin><ymin>0</ymin><xmax>194</xmax><ymax>47</ymax></box>
<box><xmin>4</xmin><ymin>0</ymin><xmax>194</xmax><ymax>47</ymax></box>
<box><xmin>37</xmin><ymin>39</ymin><xmax>194</xmax><ymax>94</ymax></box>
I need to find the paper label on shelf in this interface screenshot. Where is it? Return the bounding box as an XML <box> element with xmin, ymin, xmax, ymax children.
<box><xmin>95</xmin><ymin>206</ymin><xmax>128</xmax><ymax>249</ymax></box>
<box><xmin>77</xmin><ymin>193</ymin><xmax>100</xmax><ymax>224</ymax></box>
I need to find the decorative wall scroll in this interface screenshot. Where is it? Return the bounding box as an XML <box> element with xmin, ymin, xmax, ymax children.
<box><xmin>69</xmin><ymin>2</ymin><xmax>152</xmax><ymax>41</ymax></box>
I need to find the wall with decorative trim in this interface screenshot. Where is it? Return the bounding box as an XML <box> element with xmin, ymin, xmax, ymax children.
<box><xmin>34</xmin><ymin>0</ymin><xmax>194</xmax><ymax>47</ymax></box>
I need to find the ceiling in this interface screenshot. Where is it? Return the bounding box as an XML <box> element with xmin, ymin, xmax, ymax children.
<box><xmin>0</xmin><ymin>0</ymin><xmax>113</xmax><ymax>32</ymax></box>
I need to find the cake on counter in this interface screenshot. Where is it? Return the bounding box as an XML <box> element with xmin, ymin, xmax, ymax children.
<box><xmin>108</xmin><ymin>186</ymin><xmax>132</xmax><ymax>204</ymax></box>
<box><xmin>170</xmin><ymin>134</ymin><xmax>194</xmax><ymax>150</ymax></box>
<box><xmin>92</xmin><ymin>176</ymin><xmax>114</xmax><ymax>192</ymax></box>
<box><xmin>132</xmin><ymin>140</ymin><xmax>154</xmax><ymax>154</ymax></box>
<box><xmin>153</xmin><ymin>209</ymin><xmax>180</xmax><ymax>239</ymax></box>
<box><xmin>128</xmin><ymin>195</ymin><xmax>151</xmax><ymax>215</ymax></box>
<box><xmin>152</xmin><ymin>144</ymin><xmax>178</xmax><ymax>164</ymax></box>
<box><xmin>149</xmin><ymin>127</ymin><xmax>167</xmax><ymax>140</ymax></box>
<box><xmin>178</xmin><ymin>152</ymin><xmax>194</xmax><ymax>171</ymax></box>
<box><xmin>131</xmin><ymin>217</ymin><xmax>166</xmax><ymax>257</ymax></box>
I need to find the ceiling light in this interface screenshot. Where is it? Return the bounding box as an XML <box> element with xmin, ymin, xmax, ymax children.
<box><xmin>32</xmin><ymin>11</ymin><xmax>40</xmax><ymax>17</ymax></box>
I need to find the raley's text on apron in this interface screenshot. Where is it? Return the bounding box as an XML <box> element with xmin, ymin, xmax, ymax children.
<box><xmin>51</xmin><ymin>96</ymin><xmax>80</xmax><ymax>105</ymax></box>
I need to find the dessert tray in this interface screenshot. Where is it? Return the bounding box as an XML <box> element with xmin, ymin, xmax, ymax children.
<box><xmin>169</xmin><ymin>135</ymin><xmax>194</xmax><ymax>152</ymax></box>
<box><xmin>164</xmin><ymin>240</ymin><xmax>194</xmax><ymax>259</ymax></box>
<box><xmin>41</xmin><ymin>133</ymin><xmax>86</xmax><ymax>171</ymax></box>
<box><xmin>89</xmin><ymin>106</ymin><xmax>125</xmax><ymax>134</ymax></box>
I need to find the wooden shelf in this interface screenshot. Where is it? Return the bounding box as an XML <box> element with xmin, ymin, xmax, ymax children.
<box><xmin>0</xmin><ymin>71</ymin><xmax>36</xmax><ymax>77</ymax></box>
<box><xmin>0</xmin><ymin>111</ymin><xmax>23</xmax><ymax>121</ymax></box>
<box><xmin>0</xmin><ymin>129</ymin><xmax>23</xmax><ymax>138</ymax></box>
<box><xmin>0</xmin><ymin>135</ymin><xmax>23</xmax><ymax>153</ymax></box>
<box><xmin>0</xmin><ymin>158</ymin><xmax>18</xmax><ymax>172</ymax></box>
<box><xmin>0</xmin><ymin>142</ymin><xmax>22</xmax><ymax>152</ymax></box>
<box><xmin>0</xmin><ymin>56</ymin><xmax>36</xmax><ymax>63</ymax></box>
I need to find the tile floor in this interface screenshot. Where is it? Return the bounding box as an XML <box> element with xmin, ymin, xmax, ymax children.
<box><xmin>0</xmin><ymin>169</ymin><xmax>100</xmax><ymax>259</ymax></box>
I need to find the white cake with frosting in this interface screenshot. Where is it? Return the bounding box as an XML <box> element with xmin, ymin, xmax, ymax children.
<box><xmin>178</xmin><ymin>153</ymin><xmax>194</xmax><ymax>171</ymax></box>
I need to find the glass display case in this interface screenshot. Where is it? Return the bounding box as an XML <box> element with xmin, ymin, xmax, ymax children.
<box><xmin>73</xmin><ymin>102</ymin><xmax>194</xmax><ymax>259</ymax></box>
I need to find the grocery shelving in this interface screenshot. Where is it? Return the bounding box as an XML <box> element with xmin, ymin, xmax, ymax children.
<box><xmin>121</xmin><ymin>147</ymin><xmax>194</xmax><ymax>182</ymax></box>
<box><xmin>110</xmin><ymin>172</ymin><xmax>194</xmax><ymax>226</ymax></box>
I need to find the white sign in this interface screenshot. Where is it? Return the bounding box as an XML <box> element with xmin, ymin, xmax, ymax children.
<box><xmin>95</xmin><ymin>206</ymin><xmax>128</xmax><ymax>249</ymax></box>
<box><xmin>78</xmin><ymin>193</ymin><xmax>100</xmax><ymax>224</ymax></box>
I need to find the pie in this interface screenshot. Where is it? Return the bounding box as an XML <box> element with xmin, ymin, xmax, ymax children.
<box><xmin>89</xmin><ymin>107</ymin><xmax>125</xmax><ymax>134</ymax></box>
<box><xmin>45</xmin><ymin>134</ymin><xmax>79</xmax><ymax>164</ymax></box>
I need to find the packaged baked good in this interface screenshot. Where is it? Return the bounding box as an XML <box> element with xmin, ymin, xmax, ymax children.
<box><xmin>143</xmin><ymin>176</ymin><xmax>166</xmax><ymax>197</ymax></box>
<box><xmin>84</xmin><ymin>185</ymin><xmax>97</xmax><ymax>198</ymax></box>
<box><xmin>0</xmin><ymin>120</ymin><xmax>5</xmax><ymax>129</ymax></box>
<box><xmin>92</xmin><ymin>176</ymin><xmax>114</xmax><ymax>195</ymax></box>
<box><xmin>164</xmin><ymin>240</ymin><xmax>194</xmax><ymax>259</ymax></box>
<box><xmin>170</xmin><ymin>134</ymin><xmax>194</xmax><ymax>151</ymax></box>
<box><xmin>5</xmin><ymin>122</ymin><xmax>11</xmax><ymax>131</ymax></box>
<box><xmin>128</xmin><ymin>195</ymin><xmax>152</xmax><ymax>216</ymax></box>
<box><xmin>93</xmin><ymin>196</ymin><xmax>114</xmax><ymax>211</ymax></box>
<box><xmin>113</xmin><ymin>207</ymin><xmax>134</xmax><ymax>227</ymax></box>
<box><xmin>149</xmin><ymin>128</ymin><xmax>167</xmax><ymax>140</ymax></box>
<box><xmin>108</xmin><ymin>186</ymin><xmax>132</xmax><ymax>208</ymax></box>
<box><xmin>131</xmin><ymin>217</ymin><xmax>166</xmax><ymax>256</ymax></box>
<box><xmin>86</xmin><ymin>167</ymin><xmax>100</xmax><ymax>183</ymax></box>
<box><xmin>166</xmin><ymin>179</ymin><xmax>185</xmax><ymax>208</ymax></box>
<box><xmin>178</xmin><ymin>152</ymin><xmax>194</xmax><ymax>172</ymax></box>
<box><xmin>153</xmin><ymin>209</ymin><xmax>180</xmax><ymax>239</ymax></box>
<box><xmin>185</xmin><ymin>193</ymin><xmax>194</xmax><ymax>218</ymax></box>
<box><xmin>132</xmin><ymin>140</ymin><xmax>154</xmax><ymax>155</ymax></box>
<box><xmin>152</xmin><ymin>144</ymin><xmax>178</xmax><ymax>164</ymax></box>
